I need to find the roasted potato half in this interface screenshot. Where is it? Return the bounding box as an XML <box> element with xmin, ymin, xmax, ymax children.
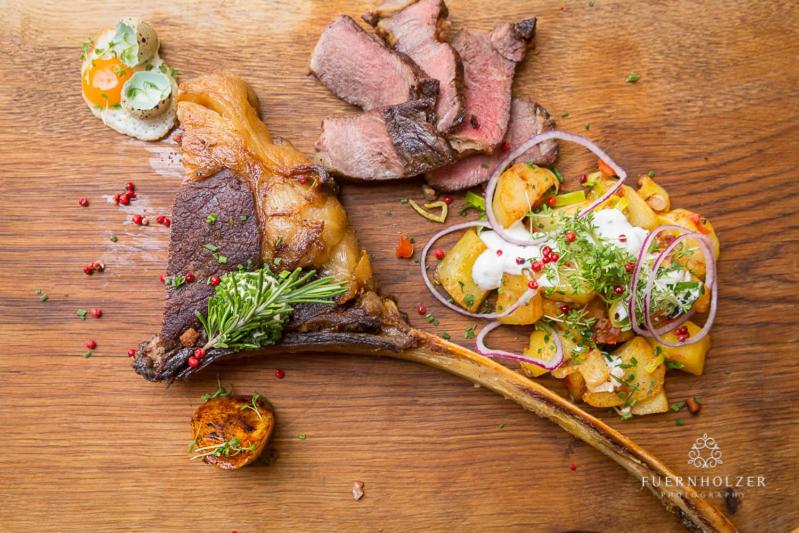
<box><xmin>190</xmin><ymin>395</ymin><xmax>275</xmax><ymax>470</ymax></box>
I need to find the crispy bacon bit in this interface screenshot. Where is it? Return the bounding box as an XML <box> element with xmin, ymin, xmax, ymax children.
<box><xmin>686</xmin><ymin>397</ymin><xmax>702</xmax><ymax>415</ymax></box>
<box><xmin>593</xmin><ymin>318</ymin><xmax>621</xmax><ymax>344</ymax></box>
<box><xmin>180</xmin><ymin>327</ymin><xmax>201</xmax><ymax>348</ymax></box>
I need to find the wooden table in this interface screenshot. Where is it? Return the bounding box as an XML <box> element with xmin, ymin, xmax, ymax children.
<box><xmin>1</xmin><ymin>0</ymin><xmax>798</xmax><ymax>531</ymax></box>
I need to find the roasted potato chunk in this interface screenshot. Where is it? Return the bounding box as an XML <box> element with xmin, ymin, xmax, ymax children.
<box><xmin>637</xmin><ymin>176</ymin><xmax>670</xmax><ymax>212</ymax></box>
<box><xmin>658</xmin><ymin>208</ymin><xmax>720</xmax><ymax>278</ymax></box>
<box><xmin>647</xmin><ymin>320</ymin><xmax>710</xmax><ymax>376</ymax></box>
<box><xmin>190</xmin><ymin>394</ymin><xmax>275</xmax><ymax>470</ymax></box>
<box><xmin>493</xmin><ymin>163</ymin><xmax>557</xmax><ymax>228</ymax></box>
<box><xmin>496</xmin><ymin>273</ymin><xmax>543</xmax><ymax>325</ymax></box>
<box><xmin>436</xmin><ymin>229</ymin><xmax>488</xmax><ymax>312</ymax></box>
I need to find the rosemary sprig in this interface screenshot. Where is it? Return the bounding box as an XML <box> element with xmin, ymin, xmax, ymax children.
<box><xmin>195</xmin><ymin>267</ymin><xmax>346</xmax><ymax>352</ymax></box>
<box><xmin>190</xmin><ymin>436</ymin><xmax>256</xmax><ymax>461</ymax></box>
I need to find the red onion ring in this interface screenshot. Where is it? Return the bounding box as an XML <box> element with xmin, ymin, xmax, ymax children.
<box><xmin>484</xmin><ymin>130</ymin><xmax>628</xmax><ymax>246</ymax></box>
<box><xmin>628</xmin><ymin>224</ymin><xmax>688</xmax><ymax>336</ymax></box>
<box><xmin>643</xmin><ymin>232</ymin><xmax>717</xmax><ymax>347</ymax></box>
<box><xmin>476</xmin><ymin>320</ymin><xmax>564</xmax><ymax>370</ymax></box>
<box><xmin>420</xmin><ymin>221</ymin><xmax>539</xmax><ymax>319</ymax></box>
<box><xmin>628</xmin><ymin>223</ymin><xmax>717</xmax><ymax>345</ymax></box>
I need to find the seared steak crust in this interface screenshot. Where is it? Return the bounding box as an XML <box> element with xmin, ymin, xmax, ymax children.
<box><xmin>160</xmin><ymin>169</ymin><xmax>260</xmax><ymax>348</ymax></box>
<box><xmin>315</xmin><ymin>98</ymin><xmax>453</xmax><ymax>180</ymax></box>
<box><xmin>309</xmin><ymin>15</ymin><xmax>438</xmax><ymax>111</ymax></box>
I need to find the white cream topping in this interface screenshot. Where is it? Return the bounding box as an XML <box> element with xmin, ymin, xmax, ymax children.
<box><xmin>470</xmin><ymin>208</ymin><xmax>647</xmax><ymax>293</ymax></box>
<box><xmin>592</xmin><ymin>208</ymin><xmax>650</xmax><ymax>258</ymax></box>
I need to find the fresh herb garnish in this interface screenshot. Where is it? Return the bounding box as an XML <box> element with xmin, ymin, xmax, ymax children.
<box><xmin>206</xmin><ymin>213</ymin><xmax>218</xmax><ymax>224</ymax></box>
<box><xmin>465</xmin><ymin>324</ymin><xmax>477</xmax><ymax>339</ymax></box>
<box><xmin>195</xmin><ymin>267</ymin><xmax>346</xmax><ymax>352</ymax></box>
<box><xmin>297</xmin><ymin>434</ymin><xmax>307</xmax><ymax>440</ymax></box>
<box><xmin>561</xmin><ymin>112</ymin><xmax>569</xmax><ymax>118</ymax></box>
<box><xmin>76</xmin><ymin>308</ymin><xmax>88</xmax><ymax>320</ymax></box>
<box><xmin>110</xmin><ymin>235</ymin><xmax>118</xmax><ymax>242</ymax></box>
<box><xmin>190</xmin><ymin>436</ymin><xmax>256</xmax><ymax>461</ymax></box>
<box><xmin>201</xmin><ymin>377</ymin><xmax>233</xmax><ymax>401</ymax></box>
<box><xmin>239</xmin><ymin>393</ymin><xmax>264</xmax><ymax>420</ymax></box>
<box><xmin>626</xmin><ymin>72</ymin><xmax>641</xmax><ymax>83</ymax></box>
<box><xmin>666</xmin><ymin>360</ymin><xmax>685</xmax><ymax>370</ymax></box>
<box><xmin>670</xmin><ymin>401</ymin><xmax>686</xmax><ymax>412</ymax></box>
<box><xmin>165</xmin><ymin>274</ymin><xmax>186</xmax><ymax>289</ymax></box>
<box><xmin>459</xmin><ymin>191</ymin><xmax>486</xmax><ymax>218</ymax></box>
<box><xmin>675</xmin><ymin>418</ymin><xmax>685</xmax><ymax>426</ymax></box>
<box><xmin>425</xmin><ymin>312</ymin><xmax>440</xmax><ymax>326</ymax></box>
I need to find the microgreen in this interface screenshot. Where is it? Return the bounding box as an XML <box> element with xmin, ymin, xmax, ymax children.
<box><xmin>626</xmin><ymin>72</ymin><xmax>641</xmax><ymax>83</ymax></box>
<box><xmin>190</xmin><ymin>436</ymin><xmax>256</xmax><ymax>461</ymax></box>
<box><xmin>201</xmin><ymin>377</ymin><xmax>233</xmax><ymax>401</ymax></box>
<box><xmin>239</xmin><ymin>393</ymin><xmax>264</xmax><ymax>421</ymax></box>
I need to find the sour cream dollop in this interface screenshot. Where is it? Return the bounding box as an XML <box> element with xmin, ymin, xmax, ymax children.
<box><xmin>593</xmin><ymin>208</ymin><xmax>649</xmax><ymax>257</ymax></box>
<box><xmin>471</xmin><ymin>221</ymin><xmax>555</xmax><ymax>291</ymax></box>
<box><xmin>470</xmin><ymin>208</ymin><xmax>649</xmax><ymax>292</ymax></box>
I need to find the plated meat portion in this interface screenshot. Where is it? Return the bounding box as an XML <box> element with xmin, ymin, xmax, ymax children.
<box><xmin>160</xmin><ymin>169</ymin><xmax>261</xmax><ymax>348</ymax></box>
<box><xmin>370</xmin><ymin>0</ymin><xmax>465</xmax><ymax>132</ymax></box>
<box><xmin>447</xmin><ymin>19</ymin><xmax>537</xmax><ymax>154</ymax></box>
<box><xmin>315</xmin><ymin>98</ymin><xmax>453</xmax><ymax>180</ymax></box>
<box><xmin>135</xmin><ymin>71</ymin><xmax>416</xmax><ymax>382</ymax></box>
<box><xmin>426</xmin><ymin>99</ymin><xmax>557</xmax><ymax>191</ymax></box>
<box><xmin>310</xmin><ymin>15</ymin><xmax>437</xmax><ymax>111</ymax></box>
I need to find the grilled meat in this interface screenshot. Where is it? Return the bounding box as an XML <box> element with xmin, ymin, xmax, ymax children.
<box><xmin>370</xmin><ymin>0</ymin><xmax>465</xmax><ymax>132</ymax></box>
<box><xmin>447</xmin><ymin>19</ymin><xmax>537</xmax><ymax>154</ymax></box>
<box><xmin>315</xmin><ymin>98</ymin><xmax>453</xmax><ymax>180</ymax></box>
<box><xmin>426</xmin><ymin>99</ymin><xmax>558</xmax><ymax>191</ymax></box>
<box><xmin>309</xmin><ymin>15</ymin><xmax>438</xmax><ymax>111</ymax></box>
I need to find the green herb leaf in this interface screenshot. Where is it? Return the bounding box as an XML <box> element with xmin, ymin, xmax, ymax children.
<box><xmin>83</xmin><ymin>350</ymin><xmax>93</xmax><ymax>358</ymax></box>
<box><xmin>297</xmin><ymin>434</ymin><xmax>307</xmax><ymax>440</ymax></box>
<box><xmin>465</xmin><ymin>324</ymin><xmax>477</xmax><ymax>339</ymax></box>
<box><xmin>76</xmin><ymin>308</ymin><xmax>88</xmax><ymax>320</ymax></box>
<box><xmin>206</xmin><ymin>213</ymin><xmax>218</xmax><ymax>224</ymax></box>
<box><xmin>675</xmin><ymin>418</ymin><xmax>685</xmax><ymax>426</ymax></box>
<box><xmin>670</xmin><ymin>401</ymin><xmax>686</xmax><ymax>412</ymax></box>
<box><xmin>195</xmin><ymin>267</ymin><xmax>346</xmax><ymax>353</ymax></box>
<box><xmin>110</xmin><ymin>235</ymin><xmax>118</xmax><ymax>242</ymax></box>
<box><xmin>626</xmin><ymin>72</ymin><xmax>641</xmax><ymax>83</ymax></box>
<box><xmin>561</xmin><ymin>112</ymin><xmax>569</xmax><ymax>118</ymax></box>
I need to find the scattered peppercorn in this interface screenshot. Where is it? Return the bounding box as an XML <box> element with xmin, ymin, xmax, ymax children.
<box><xmin>86</xmin><ymin>339</ymin><xmax>97</xmax><ymax>349</ymax></box>
<box><xmin>569</xmin><ymin>463</ymin><xmax>577</xmax><ymax>471</ymax></box>
<box><xmin>275</xmin><ymin>368</ymin><xmax>286</xmax><ymax>379</ymax></box>
<box><xmin>613</xmin><ymin>285</ymin><xmax>625</xmax><ymax>295</ymax></box>
<box><xmin>119</xmin><ymin>194</ymin><xmax>130</xmax><ymax>206</ymax></box>
<box><xmin>209</xmin><ymin>275</ymin><xmax>221</xmax><ymax>286</ymax></box>
<box><xmin>442</xmin><ymin>194</ymin><xmax>453</xmax><ymax>205</ymax></box>
<box><xmin>160</xmin><ymin>273</ymin><xmax>167</xmax><ymax>283</ymax></box>
<box><xmin>90</xmin><ymin>307</ymin><xmax>102</xmax><ymax>318</ymax></box>
<box><xmin>417</xmin><ymin>304</ymin><xmax>427</xmax><ymax>315</ymax></box>
<box><xmin>434</xmin><ymin>249</ymin><xmax>445</xmax><ymax>260</ymax></box>
<box><xmin>185</xmin><ymin>272</ymin><xmax>196</xmax><ymax>283</ymax></box>
<box><xmin>527</xmin><ymin>280</ymin><xmax>539</xmax><ymax>290</ymax></box>
<box><xmin>79</xmin><ymin>197</ymin><xmax>89</xmax><ymax>207</ymax></box>
<box><xmin>579</xmin><ymin>174</ymin><xmax>587</xmax><ymax>184</ymax></box>
<box><xmin>126</xmin><ymin>181</ymin><xmax>135</xmax><ymax>191</ymax></box>
<box><xmin>546</xmin><ymin>196</ymin><xmax>556</xmax><ymax>207</ymax></box>
<box><xmin>132</xmin><ymin>214</ymin><xmax>143</xmax><ymax>225</ymax></box>
<box><xmin>559</xmin><ymin>305</ymin><xmax>570</xmax><ymax>314</ymax></box>
<box><xmin>565</xmin><ymin>231</ymin><xmax>576</xmax><ymax>243</ymax></box>
<box><xmin>188</xmin><ymin>355</ymin><xmax>199</xmax><ymax>368</ymax></box>
<box><xmin>625</xmin><ymin>262</ymin><xmax>635</xmax><ymax>273</ymax></box>
<box><xmin>128</xmin><ymin>348</ymin><xmax>137</xmax><ymax>357</ymax></box>
<box><xmin>194</xmin><ymin>348</ymin><xmax>206</xmax><ymax>359</ymax></box>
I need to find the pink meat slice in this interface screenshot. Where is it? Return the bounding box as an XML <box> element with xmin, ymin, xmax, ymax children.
<box><xmin>309</xmin><ymin>15</ymin><xmax>436</xmax><ymax>111</ymax></box>
<box><xmin>426</xmin><ymin>99</ymin><xmax>558</xmax><ymax>191</ymax></box>
<box><xmin>372</xmin><ymin>0</ymin><xmax>465</xmax><ymax>132</ymax></box>
<box><xmin>447</xmin><ymin>19</ymin><xmax>537</xmax><ymax>154</ymax></box>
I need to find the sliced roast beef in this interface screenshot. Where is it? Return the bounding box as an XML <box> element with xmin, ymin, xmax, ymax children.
<box><xmin>160</xmin><ymin>169</ymin><xmax>261</xmax><ymax>349</ymax></box>
<box><xmin>447</xmin><ymin>19</ymin><xmax>537</xmax><ymax>154</ymax></box>
<box><xmin>370</xmin><ymin>0</ymin><xmax>465</xmax><ymax>132</ymax></box>
<box><xmin>362</xmin><ymin>0</ymin><xmax>419</xmax><ymax>24</ymax></box>
<box><xmin>315</xmin><ymin>98</ymin><xmax>453</xmax><ymax>180</ymax></box>
<box><xmin>309</xmin><ymin>15</ymin><xmax>437</xmax><ymax>111</ymax></box>
<box><xmin>426</xmin><ymin>99</ymin><xmax>558</xmax><ymax>191</ymax></box>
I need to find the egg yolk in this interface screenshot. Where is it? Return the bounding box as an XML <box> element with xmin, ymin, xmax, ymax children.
<box><xmin>81</xmin><ymin>56</ymin><xmax>133</xmax><ymax>107</ymax></box>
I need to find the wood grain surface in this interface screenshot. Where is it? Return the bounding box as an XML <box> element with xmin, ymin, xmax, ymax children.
<box><xmin>1</xmin><ymin>0</ymin><xmax>798</xmax><ymax>531</ymax></box>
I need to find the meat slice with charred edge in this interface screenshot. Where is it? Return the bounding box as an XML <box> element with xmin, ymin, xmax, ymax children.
<box><xmin>368</xmin><ymin>0</ymin><xmax>465</xmax><ymax>132</ymax></box>
<box><xmin>426</xmin><ymin>99</ymin><xmax>558</xmax><ymax>191</ymax></box>
<box><xmin>315</xmin><ymin>98</ymin><xmax>453</xmax><ymax>180</ymax></box>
